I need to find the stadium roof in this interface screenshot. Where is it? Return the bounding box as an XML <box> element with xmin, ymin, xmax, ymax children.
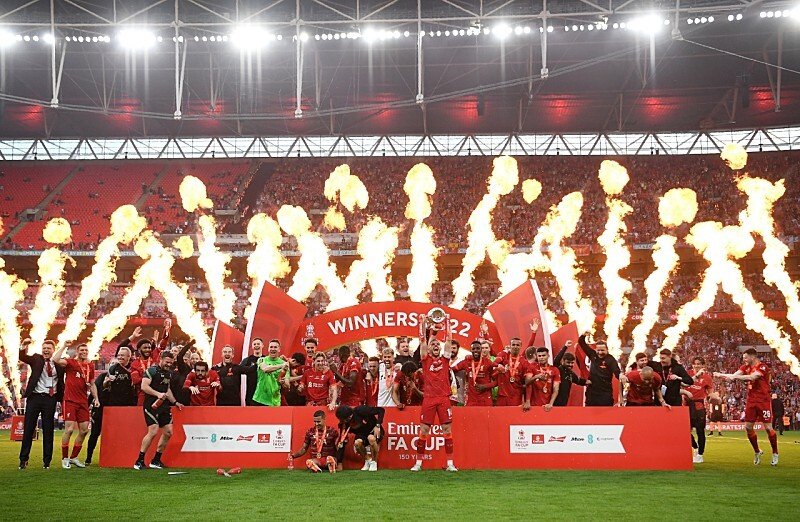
<box><xmin>0</xmin><ymin>0</ymin><xmax>798</xmax><ymax>138</ymax></box>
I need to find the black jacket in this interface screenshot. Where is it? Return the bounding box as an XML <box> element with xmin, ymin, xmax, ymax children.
<box><xmin>343</xmin><ymin>405</ymin><xmax>386</xmax><ymax>439</ymax></box>
<box><xmin>104</xmin><ymin>362</ymin><xmax>138</xmax><ymax>406</ymax></box>
<box><xmin>20</xmin><ymin>347</ymin><xmax>65</xmax><ymax>401</ymax></box>
<box><xmin>553</xmin><ymin>345</ymin><xmax>588</xmax><ymax>407</ymax></box>
<box><xmin>578</xmin><ymin>335</ymin><xmax>621</xmax><ymax>401</ymax></box>
<box><xmin>239</xmin><ymin>355</ymin><xmax>261</xmax><ymax>405</ymax></box>
<box><xmin>211</xmin><ymin>361</ymin><xmax>246</xmax><ymax>405</ymax></box>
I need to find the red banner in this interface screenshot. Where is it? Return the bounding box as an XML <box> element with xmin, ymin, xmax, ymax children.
<box><xmin>291</xmin><ymin>302</ymin><xmax>502</xmax><ymax>353</ymax></box>
<box><xmin>243</xmin><ymin>281</ymin><xmax>308</xmax><ymax>359</ymax></box>
<box><xmin>549</xmin><ymin>321</ymin><xmax>584</xmax><ymax>406</ymax></box>
<box><xmin>100</xmin><ymin>406</ymin><xmax>691</xmax><ymax>470</ymax></box>
<box><xmin>488</xmin><ymin>280</ymin><xmax>550</xmax><ymax>350</ymax></box>
<box><xmin>211</xmin><ymin>320</ymin><xmax>245</xmax><ymax>364</ymax></box>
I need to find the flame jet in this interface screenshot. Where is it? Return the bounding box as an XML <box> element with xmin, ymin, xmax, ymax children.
<box><xmin>404</xmin><ymin>163</ymin><xmax>439</xmax><ymax>302</ymax></box>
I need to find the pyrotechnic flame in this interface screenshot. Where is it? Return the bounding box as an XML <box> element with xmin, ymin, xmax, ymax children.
<box><xmin>451</xmin><ymin>156</ymin><xmax>518</xmax><ymax>309</ymax></box>
<box><xmin>596</xmin><ymin>161</ymin><xmax>632</xmax><ymax>357</ymax></box>
<box><xmin>344</xmin><ymin>217</ymin><xmax>399</xmax><ymax>304</ymax></box>
<box><xmin>404</xmin><ymin>163</ymin><xmax>439</xmax><ymax>301</ymax></box>
<box><xmin>737</xmin><ymin>176</ymin><xmax>800</xmax><ymax>340</ymax></box>
<box><xmin>173</xmin><ymin>236</ymin><xmax>194</xmax><ymax>258</ymax></box>
<box><xmin>246</xmin><ymin>213</ymin><xmax>290</xmax><ymax>310</ymax></box>
<box><xmin>29</xmin><ymin>219</ymin><xmax>75</xmax><ymax>353</ymax></box>
<box><xmin>522</xmin><ymin>179</ymin><xmax>543</xmax><ymax>204</ymax></box>
<box><xmin>196</xmin><ymin>214</ymin><xmax>236</xmax><ymax>324</ymax></box>
<box><xmin>322</xmin><ymin>164</ymin><xmax>368</xmax><ymax>231</ymax></box>
<box><xmin>662</xmin><ymin>221</ymin><xmax>800</xmax><ymax>375</ymax></box>
<box><xmin>496</xmin><ymin>192</ymin><xmax>594</xmax><ymax>332</ymax></box>
<box><xmin>180</xmin><ymin>176</ymin><xmax>236</xmax><ymax>325</ymax></box>
<box><xmin>279</xmin><ymin>205</ymin><xmax>350</xmax><ymax>306</ymax></box>
<box><xmin>323</xmin><ymin>207</ymin><xmax>346</xmax><ymax>231</ymax></box>
<box><xmin>179</xmin><ymin>175</ymin><xmax>213</xmax><ymax>212</ymax></box>
<box><xmin>631</xmin><ymin>188</ymin><xmax>698</xmax><ymax>352</ymax></box>
<box><xmin>721</xmin><ymin>143</ymin><xmax>748</xmax><ymax>171</ymax></box>
<box><xmin>58</xmin><ymin>205</ymin><xmax>146</xmax><ymax>348</ymax></box>
<box><xmin>598</xmin><ymin>160</ymin><xmax>630</xmax><ymax>196</ymax></box>
<box><xmin>0</xmin><ymin>228</ymin><xmax>28</xmax><ymax>405</ymax></box>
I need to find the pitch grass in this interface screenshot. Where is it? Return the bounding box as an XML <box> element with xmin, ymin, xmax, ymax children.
<box><xmin>2</xmin><ymin>431</ymin><xmax>799</xmax><ymax>521</ymax></box>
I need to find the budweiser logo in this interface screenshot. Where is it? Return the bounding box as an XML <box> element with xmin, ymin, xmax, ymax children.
<box><xmin>236</xmin><ymin>435</ymin><xmax>254</xmax><ymax>442</ymax></box>
<box><xmin>548</xmin><ymin>436</ymin><xmax>566</xmax><ymax>443</ymax></box>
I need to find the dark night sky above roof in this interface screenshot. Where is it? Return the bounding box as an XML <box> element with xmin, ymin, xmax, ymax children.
<box><xmin>0</xmin><ymin>0</ymin><xmax>798</xmax><ymax>138</ymax></box>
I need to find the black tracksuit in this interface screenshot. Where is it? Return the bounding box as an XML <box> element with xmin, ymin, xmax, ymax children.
<box><xmin>578</xmin><ymin>335</ymin><xmax>621</xmax><ymax>406</ymax></box>
<box><xmin>239</xmin><ymin>355</ymin><xmax>261</xmax><ymax>406</ymax></box>
<box><xmin>211</xmin><ymin>361</ymin><xmax>247</xmax><ymax>406</ymax></box>
<box><xmin>553</xmin><ymin>345</ymin><xmax>588</xmax><ymax>407</ymax></box>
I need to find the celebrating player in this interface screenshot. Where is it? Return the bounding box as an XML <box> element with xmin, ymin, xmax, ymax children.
<box><xmin>336</xmin><ymin>405</ymin><xmax>386</xmax><ymax>471</ymax></box>
<box><xmin>52</xmin><ymin>343</ymin><xmax>100</xmax><ymax>469</ymax></box>
<box><xmin>623</xmin><ymin>366</ymin><xmax>670</xmax><ymax>408</ymax></box>
<box><xmin>301</xmin><ymin>352</ymin><xmax>338</xmax><ymax>409</ymax></box>
<box><xmin>392</xmin><ymin>362</ymin><xmax>424</xmax><ymax>409</ymax></box>
<box><xmin>579</xmin><ymin>334</ymin><xmax>623</xmax><ymax>406</ymax></box>
<box><xmin>134</xmin><ymin>351</ymin><xmax>184</xmax><ymax>470</ymax></box>
<box><xmin>331</xmin><ymin>345</ymin><xmax>365</xmax><ymax>407</ymax></box>
<box><xmin>290</xmin><ymin>410</ymin><xmax>340</xmax><ymax>473</ymax></box>
<box><xmin>182</xmin><ymin>361</ymin><xmax>221</xmax><ymax>406</ymax></box>
<box><xmin>253</xmin><ymin>339</ymin><xmax>288</xmax><ymax>406</ymax></box>
<box><xmin>524</xmin><ymin>347</ymin><xmax>560</xmax><ymax>412</ymax></box>
<box><xmin>452</xmin><ymin>340</ymin><xmax>496</xmax><ymax>406</ymax></box>
<box><xmin>714</xmin><ymin>348</ymin><xmax>779</xmax><ymax>466</ymax></box>
<box><xmin>493</xmin><ymin>337</ymin><xmax>526</xmax><ymax>406</ymax></box>
<box><xmin>686</xmin><ymin>357</ymin><xmax>713</xmax><ymax>463</ymax></box>
<box><xmin>553</xmin><ymin>341</ymin><xmax>589</xmax><ymax>406</ymax></box>
<box><xmin>411</xmin><ymin>321</ymin><xmax>457</xmax><ymax>472</ymax></box>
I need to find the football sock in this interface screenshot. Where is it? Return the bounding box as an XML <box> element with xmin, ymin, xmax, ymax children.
<box><xmin>444</xmin><ymin>434</ymin><xmax>454</xmax><ymax>456</ymax></box>
<box><xmin>767</xmin><ymin>431</ymin><xmax>778</xmax><ymax>454</ymax></box>
<box><xmin>137</xmin><ymin>451</ymin><xmax>145</xmax><ymax>462</ymax></box>
<box><xmin>746</xmin><ymin>429</ymin><xmax>760</xmax><ymax>452</ymax></box>
<box><xmin>153</xmin><ymin>451</ymin><xmax>162</xmax><ymax>462</ymax></box>
<box><xmin>70</xmin><ymin>444</ymin><xmax>82</xmax><ymax>459</ymax></box>
<box><xmin>416</xmin><ymin>435</ymin><xmax>429</xmax><ymax>463</ymax></box>
<box><xmin>61</xmin><ymin>444</ymin><xmax>69</xmax><ymax>459</ymax></box>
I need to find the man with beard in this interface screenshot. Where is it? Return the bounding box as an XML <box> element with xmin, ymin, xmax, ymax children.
<box><xmin>183</xmin><ymin>361</ymin><xmax>220</xmax><ymax>406</ymax></box>
<box><xmin>240</xmin><ymin>338</ymin><xmax>265</xmax><ymax>405</ymax></box>
<box><xmin>336</xmin><ymin>405</ymin><xmax>386</xmax><ymax>471</ymax></box>
<box><xmin>135</xmin><ymin>351</ymin><xmax>184</xmax><ymax>470</ymax></box>
<box><xmin>524</xmin><ymin>347</ymin><xmax>561</xmax><ymax>412</ymax></box>
<box><xmin>392</xmin><ymin>362</ymin><xmax>424</xmax><ymax>409</ymax></box>
<box><xmin>281</xmin><ymin>353</ymin><xmax>308</xmax><ymax>406</ymax></box>
<box><xmin>330</xmin><ymin>345</ymin><xmax>365</xmax><ymax>407</ymax></box>
<box><xmin>494</xmin><ymin>337</ymin><xmax>527</xmax><ymax>406</ymax></box>
<box><xmin>624</xmin><ymin>366</ymin><xmax>670</xmax><ymax>409</ymax></box>
<box><xmin>552</xmin><ymin>342</ymin><xmax>589</xmax><ymax>407</ymax></box>
<box><xmin>211</xmin><ymin>345</ymin><xmax>246</xmax><ymax>406</ymax></box>
<box><xmin>363</xmin><ymin>357</ymin><xmax>381</xmax><ymax>407</ymax></box>
<box><xmin>301</xmin><ymin>352</ymin><xmax>338</xmax><ymax>409</ymax></box>
<box><xmin>290</xmin><ymin>410</ymin><xmax>339</xmax><ymax>473</ymax></box>
<box><xmin>452</xmin><ymin>340</ymin><xmax>496</xmax><ymax>407</ymax></box>
<box><xmin>578</xmin><ymin>334</ymin><xmax>623</xmax><ymax>406</ymax></box>
<box><xmin>172</xmin><ymin>341</ymin><xmax>198</xmax><ymax>407</ymax></box>
<box><xmin>85</xmin><ymin>346</ymin><xmax>139</xmax><ymax>465</ymax></box>
<box><xmin>374</xmin><ymin>347</ymin><xmax>399</xmax><ymax>407</ymax></box>
<box><xmin>394</xmin><ymin>337</ymin><xmax>420</xmax><ymax>369</ymax></box>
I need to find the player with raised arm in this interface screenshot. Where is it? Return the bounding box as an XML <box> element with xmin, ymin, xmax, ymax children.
<box><xmin>714</xmin><ymin>348</ymin><xmax>779</xmax><ymax>466</ymax></box>
<box><xmin>411</xmin><ymin>314</ymin><xmax>457</xmax><ymax>472</ymax></box>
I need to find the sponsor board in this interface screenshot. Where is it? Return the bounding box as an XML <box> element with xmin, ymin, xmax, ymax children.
<box><xmin>510</xmin><ymin>425</ymin><xmax>625</xmax><ymax>454</ymax></box>
<box><xmin>709</xmin><ymin>422</ymin><xmax>765</xmax><ymax>431</ymax></box>
<box><xmin>182</xmin><ymin>424</ymin><xmax>291</xmax><ymax>452</ymax></box>
<box><xmin>384</xmin><ymin>421</ymin><xmax>448</xmax><ymax>462</ymax></box>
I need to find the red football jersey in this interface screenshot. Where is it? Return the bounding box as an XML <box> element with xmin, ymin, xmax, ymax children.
<box><xmin>63</xmin><ymin>358</ymin><xmax>94</xmax><ymax>404</ymax></box>
<box><xmin>302</xmin><ymin>368</ymin><xmax>337</xmax><ymax>404</ymax></box>
<box><xmin>739</xmin><ymin>362</ymin><xmax>772</xmax><ymax>407</ymax></box>
<box><xmin>625</xmin><ymin>370</ymin><xmax>662</xmax><ymax>405</ymax></box>
<box><xmin>454</xmin><ymin>356</ymin><xmax>497</xmax><ymax>404</ymax></box>
<box><xmin>528</xmin><ymin>363</ymin><xmax>561</xmax><ymax>406</ymax></box>
<box><xmin>363</xmin><ymin>369</ymin><xmax>379</xmax><ymax>407</ymax></box>
<box><xmin>394</xmin><ymin>371</ymin><xmax>424</xmax><ymax>406</ymax></box>
<box><xmin>493</xmin><ymin>352</ymin><xmax>527</xmax><ymax>402</ymax></box>
<box><xmin>686</xmin><ymin>370</ymin><xmax>713</xmax><ymax>404</ymax></box>
<box><xmin>339</xmin><ymin>357</ymin><xmax>365</xmax><ymax>406</ymax></box>
<box><xmin>183</xmin><ymin>369</ymin><xmax>220</xmax><ymax>406</ymax></box>
<box><xmin>302</xmin><ymin>426</ymin><xmax>340</xmax><ymax>459</ymax></box>
<box><xmin>421</xmin><ymin>354</ymin><xmax>452</xmax><ymax>400</ymax></box>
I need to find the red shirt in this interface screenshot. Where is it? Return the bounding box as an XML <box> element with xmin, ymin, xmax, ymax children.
<box><xmin>739</xmin><ymin>362</ymin><xmax>772</xmax><ymax>407</ymax></box>
<box><xmin>183</xmin><ymin>370</ymin><xmax>220</xmax><ymax>406</ymax></box>
<box><xmin>63</xmin><ymin>358</ymin><xmax>95</xmax><ymax>404</ymax></box>
<box><xmin>625</xmin><ymin>370</ymin><xmax>662</xmax><ymax>405</ymax></box>
<box><xmin>528</xmin><ymin>363</ymin><xmax>561</xmax><ymax>406</ymax></box>
<box><xmin>421</xmin><ymin>354</ymin><xmax>452</xmax><ymax>400</ymax></box>
<box><xmin>394</xmin><ymin>371</ymin><xmax>424</xmax><ymax>406</ymax></box>
<box><xmin>454</xmin><ymin>356</ymin><xmax>497</xmax><ymax>405</ymax></box>
<box><xmin>302</xmin><ymin>426</ymin><xmax>340</xmax><ymax>459</ymax></box>
<box><xmin>363</xmin><ymin>369</ymin><xmax>379</xmax><ymax>407</ymax></box>
<box><xmin>131</xmin><ymin>357</ymin><xmax>155</xmax><ymax>406</ymax></box>
<box><xmin>339</xmin><ymin>357</ymin><xmax>365</xmax><ymax>407</ymax></box>
<box><xmin>686</xmin><ymin>370</ymin><xmax>713</xmax><ymax>406</ymax></box>
<box><xmin>302</xmin><ymin>368</ymin><xmax>337</xmax><ymax>404</ymax></box>
<box><xmin>494</xmin><ymin>351</ymin><xmax>527</xmax><ymax>403</ymax></box>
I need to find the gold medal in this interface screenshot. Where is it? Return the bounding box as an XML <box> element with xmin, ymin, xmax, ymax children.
<box><xmin>316</xmin><ymin>452</ymin><xmax>322</xmax><ymax>459</ymax></box>
<box><xmin>509</xmin><ymin>377</ymin><xmax>515</xmax><ymax>383</ymax></box>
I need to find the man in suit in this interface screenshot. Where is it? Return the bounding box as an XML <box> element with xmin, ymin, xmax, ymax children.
<box><xmin>18</xmin><ymin>338</ymin><xmax>65</xmax><ymax>469</ymax></box>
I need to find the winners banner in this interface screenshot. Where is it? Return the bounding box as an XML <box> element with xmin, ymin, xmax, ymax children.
<box><xmin>101</xmin><ymin>406</ymin><xmax>691</xmax><ymax>470</ymax></box>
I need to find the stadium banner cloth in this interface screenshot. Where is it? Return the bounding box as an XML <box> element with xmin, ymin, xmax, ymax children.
<box><xmin>100</xmin><ymin>406</ymin><xmax>691</xmax><ymax>470</ymax></box>
<box><xmin>709</xmin><ymin>422</ymin><xmax>766</xmax><ymax>431</ymax></box>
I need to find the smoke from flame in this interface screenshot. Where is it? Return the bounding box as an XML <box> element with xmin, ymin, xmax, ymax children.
<box><xmin>451</xmin><ymin>156</ymin><xmax>518</xmax><ymax>309</ymax></box>
<box><xmin>404</xmin><ymin>163</ymin><xmax>439</xmax><ymax>302</ymax></box>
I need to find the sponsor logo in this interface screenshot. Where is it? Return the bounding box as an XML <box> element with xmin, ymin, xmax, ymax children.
<box><xmin>510</xmin><ymin>425</ymin><xmax>625</xmax><ymax>454</ymax></box>
<box><xmin>258</xmin><ymin>434</ymin><xmax>271</xmax><ymax>443</ymax></box>
<box><xmin>191</xmin><ymin>436</ymin><xmax>209</xmax><ymax>441</ymax></box>
<box><xmin>570</xmin><ymin>437</ymin><xmax>585</xmax><ymax>442</ymax></box>
<box><xmin>548</xmin><ymin>436</ymin><xmax>566</xmax><ymax>443</ymax></box>
<box><xmin>220</xmin><ymin>436</ymin><xmax>233</xmax><ymax>441</ymax></box>
<box><xmin>211</xmin><ymin>433</ymin><xmax>217</xmax><ymax>443</ymax></box>
<box><xmin>531</xmin><ymin>434</ymin><xmax>545</xmax><ymax>444</ymax></box>
<box><xmin>182</xmin><ymin>424</ymin><xmax>292</xmax><ymax>453</ymax></box>
<box><xmin>587</xmin><ymin>434</ymin><xmax>594</xmax><ymax>444</ymax></box>
<box><xmin>237</xmin><ymin>435</ymin><xmax>254</xmax><ymax>442</ymax></box>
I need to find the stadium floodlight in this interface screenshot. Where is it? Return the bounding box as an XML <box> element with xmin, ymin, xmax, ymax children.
<box><xmin>117</xmin><ymin>28</ymin><xmax>157</xmax><ymax>50</ymax></box>
<box><xmin>493</xmin><ymin>23</ymin><xmax>512</xmax><ymax>39</ymax></box>
<box><xmin>231</xmin><ymin>25</ymin><xmax>269</xmax><ymax>49</ymax></box>
<box><xmin>628</xmin><ymin>14</ymin><xmax>664</xmax><ymax>34</ymax></box>
<box><xmin>0</xmin><ymin>30</ymin><xmax>16</xmax><ymax>47</ymax></box>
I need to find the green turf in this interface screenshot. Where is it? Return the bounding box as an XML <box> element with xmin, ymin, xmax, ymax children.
<box><xmin>2</xmin><ymin>430</ymin><xmax>798</xmax><ymax>520</ymax></box>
